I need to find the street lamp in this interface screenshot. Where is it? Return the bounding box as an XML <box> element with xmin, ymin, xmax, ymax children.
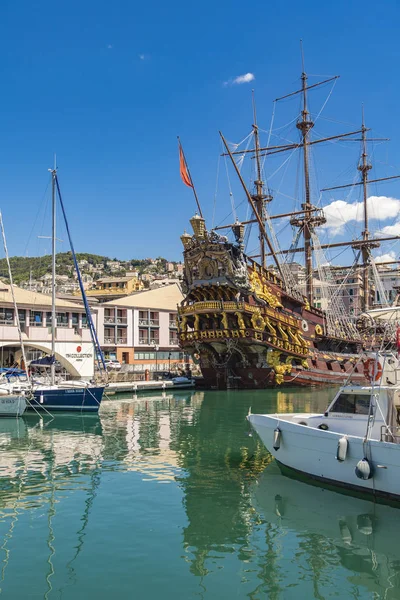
<box><xmin>168</xmin><ymin>352</ymin><xmax>171</xmax><ymax>375</ymax></box>
<box><xmin>151</xmin><ymin>341</ymin><xmax>159</xmax><ymax>379</ymax></box>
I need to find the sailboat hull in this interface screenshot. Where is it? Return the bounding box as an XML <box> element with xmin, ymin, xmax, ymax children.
<box><xmin>26</xmin><ymin>386</ymin><xmax>105</xmax><ymax>412</ymax></box>
<box><xmin>0</xmin><ymin>395</ymin><xmax>26</xmax><ymax>417</ymax></box>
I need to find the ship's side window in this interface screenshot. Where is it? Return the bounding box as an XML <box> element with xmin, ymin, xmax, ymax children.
<box><xmin>331</xmin><ymin>393</ymin><xmax>371</xmax><ymax>414</ymax></box>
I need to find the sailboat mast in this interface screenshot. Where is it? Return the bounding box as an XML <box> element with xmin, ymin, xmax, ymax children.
<box><xmin>51</xmin><ymin>162</ymin><xmax>57</xmax><ymax>386</ymax></box>
<box><xmin>359</xmin><ymin>111</ymin><xmax>372</xmax><ymax>311</ymax></box>
<box><xmin>251</xmin><ymin>92</ymin><xmax>271</xmax><ymax>268</ymax></box>
<box><xmin>296</xmin><ymin>50</ymin><xmax>314</xmax><ymax>303</ymax></box>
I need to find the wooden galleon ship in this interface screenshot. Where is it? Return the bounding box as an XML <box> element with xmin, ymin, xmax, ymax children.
<box><xmin>177</xmin><ymin>60</ymin><xmax>400</xmax><ymax>389</ymax></box>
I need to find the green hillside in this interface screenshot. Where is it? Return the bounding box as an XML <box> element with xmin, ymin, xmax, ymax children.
<box><xmin>0</xmin><ymin>252</ymin><xmax>154</xmax><ymax>284</ymax></box>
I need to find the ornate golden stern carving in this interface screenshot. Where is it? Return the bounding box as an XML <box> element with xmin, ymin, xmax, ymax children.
<box><xmin>267</xmin><ymin>350</ymin><xmax>293</xmax><ymax>385</ymax></box>
<box><xmin>249</xmin><ymin>268</ymin><xmax>283</xmax><ymax>308</ymax></box>
<box><xmin>251</xmin><ymin>309</ymin><xmax>266</xmax><ymax>331</ymax></box>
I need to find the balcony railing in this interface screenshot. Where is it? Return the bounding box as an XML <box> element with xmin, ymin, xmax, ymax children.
<box><xmin>104</xmin><ymin>337</ymin><xmax>115</xmax><ymax>344</ymax></box>
<box><xmin>0</xmin><ymin>319</ymin><xmax>14</xmax><ymax>326</ymax></box>
<box><xmin>149</xmin><ymin>320</ymin><xmax>159</xmax><ymax>327</ymax></box>
<box><xmin>138</xmin><ymin>319</ymin><xmax>149</xmax><ymax>326</ymax></box>
<box><xmin>169</xmin><ymin>321</ymin><xmax>177</xmax><ymax>328</ymax></box>
<box><xmin>169</xmin><ymin>338</ymin><xmax>178</xmax><ymax>346</ymax></box>
<box><xmin>117</xmin><ymin>338</ymin><xmax>127</xmax><ymax>344</ymax></box>
<box><xmin>30</xmin><ymin>319</ymin><xmax>43</xmax><ymax>327</ymax></box>
<box><xmin>104</xmin><ymin>316</ymin><xmax>128</xmax><ymax>324</ymax></box>
<box><xmin>139</xmin><ymin>338</ymin><xmax>149</xmax><ymax>345</ymax></box>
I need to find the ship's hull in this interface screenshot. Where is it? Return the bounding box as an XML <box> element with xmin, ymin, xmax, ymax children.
<box><xmin>26</xmin><ymin>386</ymin><xmax>105</xmax><ymax>412</ymax></box>
<box><xmin>199</xmin><ymin>350</ymin><xmax>366</xmax><ymax>389</ymax></box>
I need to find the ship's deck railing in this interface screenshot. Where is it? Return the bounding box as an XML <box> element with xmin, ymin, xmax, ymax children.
<box><xmin>178</xmin><ymin>300</ymin><xmax>301</xmax><ymax>329</ymax></box>
<box><xmin>179</xmin><ymin>300</ymin><xmax>246</xmax><ymax>313</ymax></box>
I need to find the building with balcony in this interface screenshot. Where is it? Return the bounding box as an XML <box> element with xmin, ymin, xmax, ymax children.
<box><xmin>0</xmin><ymin>281</ymin><xmax>97</xmax><ymax>379</ymax></box>
<box><xmin>374</xmin><ymin>266</ymin><xmax>400</xmax><ymax>306</ymax></box>
<box><xmin>96</xmin><ymin>283</ymin><xmax>189</xmax><ymax>374</ymax></box>
<box><xmin>85</xmin><ymin>275</ymin><xmax>144</xmax><ymax>302</ymax></box>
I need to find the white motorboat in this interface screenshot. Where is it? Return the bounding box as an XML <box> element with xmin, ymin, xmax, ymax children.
<box><xmin>172</xmin><ymin>376</ymin><xmax>195</xmax><ymax>389</ymax></box>
<box><xmin>0</xmin><ymin>394</ymin><xmax>27</xmax><ymax>416</ymax></box>
<box><xmin>248</xmin><ymin>352</ymin><xmax>400</xmax><ymax>502</ymax></box>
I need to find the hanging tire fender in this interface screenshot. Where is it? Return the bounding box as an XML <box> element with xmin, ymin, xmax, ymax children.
<box><xmin>273</xmin><ymin>427</ymin><xmax>281</xmax><ymax>451</ymax></box>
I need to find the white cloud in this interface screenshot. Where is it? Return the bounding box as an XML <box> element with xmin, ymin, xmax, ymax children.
<box><xmin>377</xmin><ymin>222</ymin><xmax>400</xmax><ymax>236</ymax></box>
<box><xmin>139</xmin><ymin>54</ymin><xmax>146</xmax><ymax>60</ymax></box>
<box><xmin>107</xmin><ymin>44</ymin><xmax>113</xmax><ymax>49</ymax></box>
<box><xmin>322</xmin><ymin>195</ymin><xmax>400</xmax><ymax>235</ymax></box>
<box><xmin>224</xmin><ymin>72</ymin><xmax>255</xmax><ymax>86</ymax></box>
<box><xmin>374</xmin><ymin>251</ymin><xmax>397</xmax><ymax>264</ymax></box>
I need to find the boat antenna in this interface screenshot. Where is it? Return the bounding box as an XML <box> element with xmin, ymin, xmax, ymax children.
<box><xmin>0</xmin><ymin>211</ymin><xmax>31</xmax><ymax>386</ymax></box>
<box><xmin>219</xmin><ymin>131</ymin><xmax>284</xmax><ymax>278</ymax></box>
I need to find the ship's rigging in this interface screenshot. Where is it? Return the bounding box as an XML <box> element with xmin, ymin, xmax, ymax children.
<box><xmin>216</xmin><ymin>54</ymin><xmax>400</xmax><ymax>332</ymax></box>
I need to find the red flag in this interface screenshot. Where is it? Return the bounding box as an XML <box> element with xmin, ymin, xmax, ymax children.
<box><xmin>179</xmin><ymin>145</ymin><xmax>193</xmax><ymax>188</ymax></box>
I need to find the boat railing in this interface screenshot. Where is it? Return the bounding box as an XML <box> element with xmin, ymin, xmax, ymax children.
<box><xmin>380</xmin><ymin>425</ymin><xmax>400</xmax><ymax>443</ymax></box>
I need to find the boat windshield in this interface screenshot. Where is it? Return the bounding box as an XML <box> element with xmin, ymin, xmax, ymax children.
<box><xmin>330</xmin><ymin>393</ymin><xmax>371</xmax><ymax>415</ymax></box>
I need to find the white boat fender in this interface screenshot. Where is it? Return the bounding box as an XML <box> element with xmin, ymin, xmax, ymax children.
<box><xmin>336</xmin><ymin>436</ymin><xmax>348</xmax><ymax>462</ymax></box>
<box><xmin>274</xmin><ymin>494</ymin><xmax>284</xmax><ymax>517</ymax></box>
<box><xmin>40</xmin><ymin>393</ymin><xmax>44</xmax><ymax>404</ymax></box>
<box><xmin>273</xmin><ymin>427</ymin><xmax>281</xmax><ymax>451</ymax></box>
<box><xmin>355</xmin><ymin>458</ymin><xmax>373</xmax><ymax>480</ymax></box>
<box><xmin>339</xmin><ymin>520</ymin><xmax>353</xmax><ymax>545</ymax></box>
<box><xmin>357</xmin><ymin>514</ymin><xmax>373</xmax><ymax>536</ymax></box>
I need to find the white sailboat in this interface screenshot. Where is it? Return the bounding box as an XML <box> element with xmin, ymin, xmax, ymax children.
<box><xmin>0</xmin><ymin>212</ymin><xmax>28</xmax><ymax>416</ymax></box>
<box><xmin>248</xmin><ymin>351</ymin><xmax>400</xmax><ymax>502</ymax></box>
<box><xmin>26</xmin><ymin>165</ymin><xmax>107</xmax><ymax>411</ymax></box>
<box><xmin>0</xmin><ymin>166</ymin><xmax>106</xmax><ymax>412</ymax></box>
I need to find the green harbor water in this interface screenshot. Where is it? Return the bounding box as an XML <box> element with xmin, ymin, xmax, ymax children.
<box><xmin>1</xmin><ymin>387</ymin><xmax>400</xmax><ymax>599</ymax></box>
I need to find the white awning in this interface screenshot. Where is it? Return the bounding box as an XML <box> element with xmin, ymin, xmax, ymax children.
<box><xmin>366</xmin><ymin>306</ymin><xmax>400</xmax><ymax>321</ymax></box>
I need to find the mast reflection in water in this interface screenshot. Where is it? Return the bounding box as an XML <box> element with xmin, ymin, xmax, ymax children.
<box><xmin>0</xmin><ymin>387</ymin><xmax>399</xmax><ymax>599</ymax></box>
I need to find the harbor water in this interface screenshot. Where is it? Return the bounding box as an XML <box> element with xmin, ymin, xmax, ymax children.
<box><xmin>0</xmin><ymin>387</ymin><xmax>400</xmax><ymax>599</ymax></box>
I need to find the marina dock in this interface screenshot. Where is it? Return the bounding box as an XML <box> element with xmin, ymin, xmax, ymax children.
<box><xmin>106</xmin><ymin>379</ymin><xmax>195</xmax><ymax>395</ymax></box>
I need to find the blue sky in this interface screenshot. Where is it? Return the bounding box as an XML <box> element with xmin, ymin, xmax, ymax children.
<box><xmin>1</xmin><ymin>0</ymin><xmax>400</xmax><ymax>265</ymax></box>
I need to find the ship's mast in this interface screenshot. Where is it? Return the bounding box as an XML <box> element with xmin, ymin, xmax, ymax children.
<box><xmin>223</xmin><ymin>51</ymin><xmax>400</xmax><ymax>311</ymax></box>
<box><xmin>50</xmin><ymin>161</ymin><xmax>57</xmax><ymax>386</ymax></box>
<box><xmin>359</xmin><ymin>109</ymin><xmax>372</xmax><ymax>311</ymax></box>
<box><xmin>297</xmin><ymin>58</ymin><xmax>313</xmax><ymax>301</ymax></box>
<box><xmin>291</xmin><ymin>45</ymin><xmax>326</xmax><ymax>304</ymax></box>
<box><xmin>251</xmin><ymin>91</ymin><xmax>272</xmax><ymax>268</ymax></box>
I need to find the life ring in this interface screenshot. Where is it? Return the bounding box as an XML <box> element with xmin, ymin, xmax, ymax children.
<box><xmin>315</xmin><ymin>324</ymin><xmax>323</xmax><ymax>336</ymax></box>
<box><xmin>301</xmin><ymin>320</ymin><xmax>309</xmax><ymax>332</ymax></box>
<box><xmin>363</xmin><ymin>358</ymin><xmax>383</xmax><ymax>382</ymax></box>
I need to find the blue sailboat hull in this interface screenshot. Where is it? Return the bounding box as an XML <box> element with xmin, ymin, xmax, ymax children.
<box><xmin>26</xmin><ymin>386</ymin><xmax>105</xmax><ymax>412</ymax></box>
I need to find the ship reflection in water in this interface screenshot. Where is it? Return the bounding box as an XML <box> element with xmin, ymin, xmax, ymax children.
<box><xmin>0</xmin><ymin>387</ymin><xmax>398</xmax><ymax>598</ymax></box>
